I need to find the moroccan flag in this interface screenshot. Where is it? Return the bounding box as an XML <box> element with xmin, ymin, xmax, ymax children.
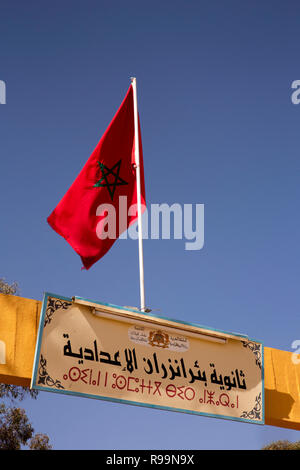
<box><xmin>47</xmin><ymin>85</ymin><xmax>146</xmax><ymax>270</ymax></box>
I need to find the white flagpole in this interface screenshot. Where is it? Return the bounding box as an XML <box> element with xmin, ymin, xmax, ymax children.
<box><xmin>131</xmin><ymin>77</ymin><xmax>146</xmax><ymax>312</ymax></box>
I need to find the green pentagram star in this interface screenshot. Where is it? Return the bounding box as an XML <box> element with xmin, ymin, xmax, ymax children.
<box><xmin>93</xmin><ymin>159</ymin><xmax>128</xmax><ymax>201</ymax></box>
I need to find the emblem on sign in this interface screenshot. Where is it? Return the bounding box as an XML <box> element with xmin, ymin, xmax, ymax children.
<box><xmin>148</xmin><ymin>330</ymin><xmax>170</xmax><ymax>349</ymax></box>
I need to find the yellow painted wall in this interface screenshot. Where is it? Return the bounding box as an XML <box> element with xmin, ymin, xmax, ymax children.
<box><xmin>0</xmin><ymin>293</ymin><xmax>299</xmax><ymax>430</ymax></box>
<box><xmin>0</xmin><ymin>293</ymin><xmax>41</xmax><ymax>387</ymax></box>
<box><xmin>264</xmin><ymin>347</ymin><xmax>300</xmax><ymax>430</ymax></box>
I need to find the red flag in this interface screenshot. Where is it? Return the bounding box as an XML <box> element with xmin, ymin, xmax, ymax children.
<box><xmin>47</xmin><ymin>85</ymin><xmax>146</xmax><ymax>270</ymax></box>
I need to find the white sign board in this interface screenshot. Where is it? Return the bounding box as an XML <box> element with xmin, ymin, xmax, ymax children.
<box><xmin>31</xmin><ymin>293</ymin><xmax>264</xmax><ymax>425</ymax></box>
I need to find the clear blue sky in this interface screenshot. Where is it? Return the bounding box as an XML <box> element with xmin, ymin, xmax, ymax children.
<box><xmin>1</xmin><ymin>0</ymin><xmax>300</xmax><ymax>450</ymax></box>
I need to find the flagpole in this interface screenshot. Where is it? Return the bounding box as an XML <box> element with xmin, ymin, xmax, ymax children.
<box><xmin>131</xmin><ymin>77</ymin><xmax>146</xmax><ymax>312</ymax></box>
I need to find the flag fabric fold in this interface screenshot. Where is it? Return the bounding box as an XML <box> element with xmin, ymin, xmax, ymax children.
<box><xmin>47</xmin><ymin>85</ymin><xmax>146</xmax><ymax>270</ymax></box>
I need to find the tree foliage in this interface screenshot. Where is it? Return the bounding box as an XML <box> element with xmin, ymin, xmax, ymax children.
<box><xmin>0</xmin><ymin>278</ymin><xmax>19</xmax><ymax>295</ymax></box>
<box><xmin>0</xmin><ymin>278</ymin><xmax>52</xmax><ymax>450</ymax></box>
<box><xmin>262</xmin><ymin>440</ymin><xmax>300</xmax><ymax>450</ymax></box>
